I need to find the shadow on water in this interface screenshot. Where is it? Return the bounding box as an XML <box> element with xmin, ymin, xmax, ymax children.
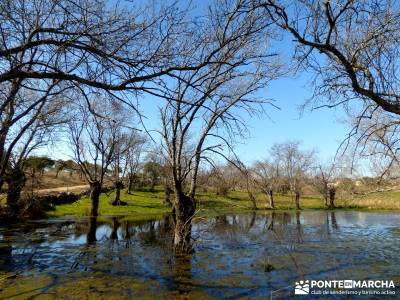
<box><xmin>0</xmin><ymin>211</ymin><xmax>399</xmax><ymax>299</ymax></box>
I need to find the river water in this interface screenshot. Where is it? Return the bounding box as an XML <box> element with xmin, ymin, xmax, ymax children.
<box><xmin>0</xmin><ymin>211</ymin><xmax>399</xmax><ymax>299</ymax></box>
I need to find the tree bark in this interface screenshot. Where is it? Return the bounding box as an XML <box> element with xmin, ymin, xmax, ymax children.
<box><xmin>295</xmin><ymin>191</ymin><xmax>301</xmax><ymax>210</ymax></box>
<box><xmin>328</xmin><ymin>187</ymin><xmax>336</xmax><ymax>209</ymax></box>
<box><xmin>89</xmin><ymin>181</ymin><xmax>101</xmax><ymax>217</ymax></box>
<box><xmin>111</xmin><ymin>181</ymin><xmax>124</xmax><ymax>206</ymax></box>
<box><xmin>163</xmin><ymin>184</ymin><xmax>172</xmax><ymax>206</ymax></box>
<box><xmin>268</xmin><ymin>189</ymin><xmax>275</xmax><ymax>209</ymax></box>
<box><xmin>127</xmin><ymin>174</ymin><xmax>134</xmax><ymax>194</ymax></box>
<box><xmin>173</xmin><ymin>189</ymin><xmax>196</xmax><ymax>253</ymax></box>
<box><xmin>323</xmin><ymin>189</ymin><xmax>328</xmax><ymax>207</ymax></box>
<box><xmin>6</xmin><ymin>167</ymin><xmax>26</xmax><ymax>217</ymax></box>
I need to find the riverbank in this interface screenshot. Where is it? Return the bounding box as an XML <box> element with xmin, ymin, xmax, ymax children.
<box><xmin>46</xmin><ymin>187</ymin><xmax>400</xmax><ymax>220</ymax></box>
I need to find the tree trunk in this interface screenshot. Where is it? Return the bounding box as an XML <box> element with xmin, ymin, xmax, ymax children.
<box><xmin>268</xmin><ymin>189</ymin><xmax>275</xmax><ymax>209</ymax></box>
<box><xmin>328</xmin><ymin>187</ymin><xmax>336</xmax><ymax>209</ymax></box>
<box><xmin>173</xmin><ymin>190</ymin><xmax>196</xmax><ymax>253</ymax></box>
<box><xmin>323</xmin><ymin>191</ymin><xmax>328</xmax><ymax>207</ymax></box>
<box><xmin>295</xmin><ymin>191</ymin><xmax>301</xmax><ymax>210</ymax></box>
<box><xmin>111</xmin><ymin>181</ymin><xmax>123</xmax><ymax>206</ymax></box>
<box><xmin>163</xmin><ymin>184</ymin><xmax>172</xmax><ymax>206</ymax></box>
<box><xmin>89</xmin><ymin>181</ymin><xmax>101</xmax><ymax>217</ymax></box>
<box><xmin>6</xmin><ymin>168</ymin><xmax>26</xmax><ymax>217</ymax></box>
<box><xmin>127</xmin><ymin>174</ymin><xmax>134</xmax><ymax>194</ymax></box>
<box><xmin>245</xmin><ymin>176</ymin><xmax>257</xmax><ymax>210</ymax></box>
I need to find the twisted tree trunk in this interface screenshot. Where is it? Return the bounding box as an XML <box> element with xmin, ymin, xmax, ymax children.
<box><xmin>89</xmin><ymin>181</ymin><xmax>101</xmax><ymax>217</ymax></box>
<box><xmin>6</xmin><ymin>167</ymin><xmax>26</xmax><ymax>217</ymax></box>
<box><xmin>111</xmin><ymin>181</ymin><xmax>124</xmax><ymax>206</ymax></box>
<box><xmin>163</xmin><ymin>184</ymin><xmax>172</xmax><ymax>206</ymax></box>
<box><xmin>173</xmin><ymin>187</ymin><xmax>196</xmax><ymax>253</ymax></box>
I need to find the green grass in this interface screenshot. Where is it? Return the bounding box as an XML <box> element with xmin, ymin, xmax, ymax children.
<box><xmin>46</xmin><ymin>186</ymin><xmax>400</xmax><ymax>220</ymax></box>
<box><xmin>46</xmin><ymin>188</ymin><xmax>170</xmax><ymax>218</ymax></box>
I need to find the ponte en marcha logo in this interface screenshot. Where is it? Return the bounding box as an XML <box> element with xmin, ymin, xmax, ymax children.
<box><xmin>294</xmin><ymin>279</ymin><xmax>396</xmax><ymax>296</ymax></box>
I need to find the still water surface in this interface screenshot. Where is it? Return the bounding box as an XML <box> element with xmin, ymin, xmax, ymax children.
<box><xmin>0</xmin><ymin>211</ymin><xmax>399</xmax><ymax>299</ymax></box>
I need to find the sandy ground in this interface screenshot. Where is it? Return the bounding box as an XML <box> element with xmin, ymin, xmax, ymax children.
<box><xmin>34</xmin><ymin>185</ymin><xmax>89</xmax><ymax>195</ymax></box>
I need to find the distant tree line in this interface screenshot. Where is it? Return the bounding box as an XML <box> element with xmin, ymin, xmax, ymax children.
<box><xmin>1</xmin><ymin>0</ymin><xmax>399</xmax><ymax>253</ymax></box>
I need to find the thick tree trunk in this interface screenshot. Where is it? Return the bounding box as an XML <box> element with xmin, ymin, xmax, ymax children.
<box><xmin>6</xmin><ymin>168</ymin><xmax>26</xmax><ymax>217</ymax></box>
<box><xmin>295</xmin><ymin>191</ymin><xmax>301</xmax><ymax>210</ymax></box>
<box><xmin>163</xmin><ymin>184</ymin><xmax>172</xmax><ymax>206</ymax></box>
<box><xmin>328</xmin><ymin>187</ymin><xmax>336</xmax><ymax>209</ymax></box>
<box><xmin>268</xmin><ymin>189</ymin><xmax>275</xmax><ymax>209</ymax></box>
<box><xmin>173</xmin><ymin>190</ymin><xmax>196</xmax><ymax>253</ymax></box>
<box><xmin>89</xmin><ymin>181</ymin><xmax>101</xmax><ymax>217</ymax></box>
<box><xmin>111</xmin><ymin>181</ymin><xmax>124</xmax><ymax>206</ymax></box>
<box><xmin>127</xmin><ymin>174</ymin><xmax>134</xmax><ymax>194</ymax></box>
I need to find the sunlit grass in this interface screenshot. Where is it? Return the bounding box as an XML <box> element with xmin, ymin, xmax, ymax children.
<box><xmin>46</xmin><ymin>188</ymin><xmax>169</xmax><ymax>218</ymax></box>
<box><xmin>46</xmin><ymin>186</ymin><xmax>400</xmax><ymax>219</ymax></box>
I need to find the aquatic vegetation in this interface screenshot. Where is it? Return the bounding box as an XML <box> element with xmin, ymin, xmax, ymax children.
<box><xmin>0</xmin><ymin>211</ymin><xmax>399</xmax><ymax>298</ymax></box>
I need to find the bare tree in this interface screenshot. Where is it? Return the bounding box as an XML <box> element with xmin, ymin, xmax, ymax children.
<box><xmin>68</xmin><ymin>98</ymin><xmax>124</xmax><ymax>216</ymax></box>
<box><xmin>252</xmin><ymin>159</ymin><xmax>280</xmax><ymax>209</ymax></box>
<box><xmin>1</xmin><ymin>0</ymin><xmax>253</xmax><ymax>218</ymax></box>
<box><xmin>260</xmin><ymin>0</ymin><xmax>400</xmax><ymax>115</ymax></box>
<box><xmin>110</xmin><ymin>132</ymin><xmax>142</xmax><ymax>206</ymax></box>
<box><xmin>270</xmin><ymin>141</ymin><xmax>315</xmax><ymax>210</ymax></box>
<box><xmin>259</xmin><ymin>1</ymin><xmax>400</xmax><ymax>173</ymax></box>
<box><xmin>0</xmin><ymin>83</ymin><xmax>66</xmax><ymax>217</ymax></box>
<box><xmin>0</xmin><ymin>0</ymin><xmax>224</xmax><ymax>90</ymax></box>
<box><xmin>157</xmin><ymin>0</ymin><xmax>280</xmax><ymax>252</ymax></box>
<box><xmin>123</xmin><ymin>134</ymin><xmax>147</xmax><ymax>195</ymax></box>
<box><xmin>313</xmin><ymin>161</ymin><xmax>339</xmax><ymax>208</ymax></box>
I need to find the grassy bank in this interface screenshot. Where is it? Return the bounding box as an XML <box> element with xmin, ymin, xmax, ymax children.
<box><xmin>46</xmin><ymin>187</ymin><xmax>400</xmax><ymax>219</ymax></box>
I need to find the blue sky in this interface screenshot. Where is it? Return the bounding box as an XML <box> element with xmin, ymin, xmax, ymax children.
<box><xmin>43</xmin><ymin>0</ymin><xmax>352</xmax><ymax>164</ymax></box>
<box><xmin>233</xmin><ymin>74</ymin><xmax>349</xmax><ymax>164</ymax></box>
<box><xmin>135</xmin><ymin>71</ymin><xmax>349</xmax><ymax>165</ymax></box>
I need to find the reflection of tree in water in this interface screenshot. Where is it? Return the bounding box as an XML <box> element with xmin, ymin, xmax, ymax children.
<box><xmin>331</xmin><ymin>212</ymin><xmax>339</xmax><ymax>230</ymax></box>
<box><xmin>207</xmin><ymin>212</ymin><xmax>257</xmax><ymax>244</ymax></box>
<box><xmin>295</xmin><ymin>211</ymin><xmax>303</xmax><ymax>243</ymax></box>
<box><xmin>0</xmin><ymin>229</ymin><xmax>13</xmax><ymax>269</ymax></box>
<box><xmin>264</xmin><ymin>211</ymin><xmax>305</xmax><ymax>278</ymax></box>
<box><xmin>110</xmin><ymin>218</ymin><xmax>120</xmax><ymax>240</ymax></box>
<box><xmin>325</xmin><ymin>212</ymin><xmax>339</xmax><ymax>235</ymax></box>
<box><xmin>0</xmin><ymin>223</ymin><xmax>63</xmax><ymax>272</ymax></box>
<box><xmin>86</xmin><ymin>217</ymin><xmax>97</xmax><ymax>245</ymax></box>
<box><xmin>172</xmin><ymin>253</ymin><xmax>193</xmax><ymax>297</ymax></box>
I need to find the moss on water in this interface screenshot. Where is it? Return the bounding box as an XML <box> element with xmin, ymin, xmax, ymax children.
<box><xmin>0</xmin><ymin>272</ymin><xmax>213</xmax><ymax>300</ymax></box>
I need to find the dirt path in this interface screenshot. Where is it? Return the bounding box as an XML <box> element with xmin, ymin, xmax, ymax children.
<box><xmin>35</xmin><ymin>185</ymin><xmax>89</xmax><ymax>195</ymax></box>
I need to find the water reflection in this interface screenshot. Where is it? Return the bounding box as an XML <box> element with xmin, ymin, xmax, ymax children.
<box><xmin>86</xmin><ymin>217</ymin><xmax>97</xmax><ymax>245</ymax></box>
<box><xmin>0</xmin><ymin>211</ymin><xmax>399</xmax><ymax>299</ymax></box>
